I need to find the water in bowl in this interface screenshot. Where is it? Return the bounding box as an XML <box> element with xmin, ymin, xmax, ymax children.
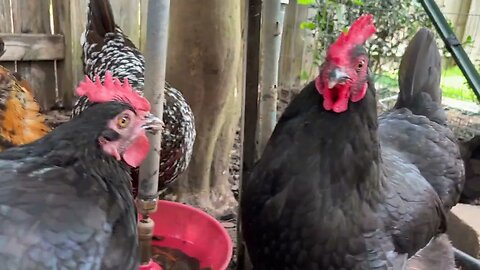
<box><xmin>152</xmin><ymin>235</ymin><xmax>212</xmax><ymax>270</ymax></box>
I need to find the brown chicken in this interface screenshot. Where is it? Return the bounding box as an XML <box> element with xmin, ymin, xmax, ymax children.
<box><xmin>0</xmin><ymin>39</ymin><xmax>51</xmax><ymax>150</ymax></box>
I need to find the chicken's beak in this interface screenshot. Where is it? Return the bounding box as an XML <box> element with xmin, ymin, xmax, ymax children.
<box><xmin>142</xmin><ymin>113</ymin><xmax>164</xmax><ymax>135</ymax></box>
<box><xmin>328</xmin><ymin>68</ymin><xmax>351</xmax><ymax>89</ymax></box>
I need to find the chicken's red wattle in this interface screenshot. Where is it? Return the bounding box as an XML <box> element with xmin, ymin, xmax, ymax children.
<box><xmin>351</xmin><ymin>83</ymin><xmax>368</xmax><ymax>103</ymax></box>
<box><xmin>315</xmin><ymin>76</ymin><xmax>350</xmax><ymax>113</ymax></box>
<box><xmin>123</xmin><ymin>133</ymin><xmax>149</xmax><ymax>167</ymax></box>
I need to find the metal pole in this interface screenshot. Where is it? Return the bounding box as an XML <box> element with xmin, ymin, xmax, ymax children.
<box><xmin>137</xmin><ymin>0</ymin><xmax>170</xmax><ymax>266</ymax></box>
<box><xmin>419</xmin><ymin>0</ymin><xmax>480</xmax><ymax>101</ymax></box>
<box><xmin>453</xmin><ymin>248</ymin><xmax>480</xmax><ymax>270</ymax></box>
<box><xmin>256</xmin><ymin>0</ymin><xmax>289</xmax><ymax>159</ymax></box>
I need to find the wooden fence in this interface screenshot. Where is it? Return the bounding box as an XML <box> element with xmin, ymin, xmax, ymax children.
<box><xmin>0</xmin><ymin>0</ymin><xmax>148</xmax><ymax>111</ymax></box>
<box><xmin>277</xmin><ymin>2</ymin><xmax>316</xmax><ymax>115</ymax></box>
<box><xmin>2</xmin><ymin>0</ymin><xmax>475</xmax><ymax>113</ymax></box>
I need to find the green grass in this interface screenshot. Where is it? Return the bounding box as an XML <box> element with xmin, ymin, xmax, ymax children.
<box><xmin>373</xmin><ymin>66</ymin><xmax>478</xmax><ymax>103</ymax></box>
<box><xmin>440</xmin><ymin>66</ymin><xmax>478</xmax><ymax>102</ymax></box>
<box><xmin>375</xmin><ymin>73</ymin><xmax>398</xmax><ymax>89</ymax></box>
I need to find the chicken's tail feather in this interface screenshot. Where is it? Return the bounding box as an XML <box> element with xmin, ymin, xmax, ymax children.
<box><xmin>86</xmin><ymin>0</ymin><xmax>116</xmax><ymax>38</ymax></box>
<box><xmin>394</xmin><ymin>28</ymin><xmax>447</xmax><ymax>125</ymax></box>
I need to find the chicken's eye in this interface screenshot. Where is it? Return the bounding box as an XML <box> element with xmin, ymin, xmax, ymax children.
<box><xmin>117</xmin><ymin>115</ymin><xmax>130</xmax><ymax>129</ymax></box>
<box><xmin>356</xmin><ymin>60</ymin><xmax>365</xmax><ymax>72</ymax></box>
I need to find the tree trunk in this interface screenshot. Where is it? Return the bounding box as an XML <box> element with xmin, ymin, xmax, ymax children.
<box><xmin>165</xmin><ymin>0</ymin><xmax>242</xmax><ymax>218</ymax></box>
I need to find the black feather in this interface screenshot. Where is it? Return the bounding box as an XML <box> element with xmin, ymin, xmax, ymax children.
<box><xmin>394</xmin><ymin>28</ymin><xmax>446</xmax><ymax>125</ymax></box>
<box><xmin>383</xmin><ymin>28</ymin><xmax>464</xmax><ymax>211</ymax></box>
<box><xmin>87</xmin><ymin>0</ymin><xmax>116</xmax><ymax>37</ymax></box>
<box><xmin>458</xmin><ymin>135</ymin><xmax>480</xmax><ymax>203</ymax></box>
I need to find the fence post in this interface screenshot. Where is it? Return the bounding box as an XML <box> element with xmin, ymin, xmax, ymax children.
<box><xmin>52</xmin><ymin>0</ymin><xmax>74</xmax><ymax>109</ymax></box>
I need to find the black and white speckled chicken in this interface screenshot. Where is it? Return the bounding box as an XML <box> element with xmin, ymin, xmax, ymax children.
<box><xmin>73</xmin><ymin>0</ymin><xmax>196</xmax><ymax>192</ymax></box>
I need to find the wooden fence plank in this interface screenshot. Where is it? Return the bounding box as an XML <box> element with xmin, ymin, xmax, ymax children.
<box><xmin>279</xmin><ymin>2</ymin><xmax>304</xmax><ymax>89</ymax></box>
<box><xmin>0</xmin><ymin>0</ymin><xmax>12</xmax><ymax>33</ymax></box>
<box><xmin>11</xmin><ymin>0</ymin><xmax>57</xmax><ymax>111</ymax></box>
<box><xmin>69</xmin><ymin>0</ymin><xmax>88</xmax><ymax>99</ymax></box>
<box><xmin>11</xmin><ymin>0</ymin><xmax>50</xmax><ymax>33</ymax></box>
<box><xmin>0</xmin><ymin>0</ymin><xmax>15</xmax><ymax>71</ymax></box>
<box><xmin>52</xmin><ymin>0</ymin><xmax>74</xmax><ymax>109</ymax></box>
<box><xmin>0</xmin><ymin>33</ymin><xmax>64</xmax><ymax>61</ymax></box>
<box><xmin>301</xmin><ymin>7</ymin><xmax>316</xmax><ymax>81</ymax></box>
<box><xmin>111</xmin><ymin>0</ymin><xmax>141</xmax><ymax>46</ymax></box>
<box><xmin>139</xmin><ymin>0</ymin><xmax>149</xmax><ymax>52</ymax></box>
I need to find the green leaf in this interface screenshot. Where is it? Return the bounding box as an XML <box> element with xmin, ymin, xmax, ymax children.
<box><xmin>300</xmin><ymin>21</ymin><xmax>317</xmax><ymax>30</ymax></box>
<box><xmin>300</xmin><ymin>70</ymin><xmax>310</xmax><ymax>81</ymax></box>
<box><xmin>297</xmin><ymin>0</ymin><xmax>315</xmax><ymax>5</ymax></box>
<box><xmin>465</xmin><ymin>35</ymin><xmax>473</xmax><ymax>43</ymax></box>
<box><xmin>352</xmin><ymin>0</ymin><xmax>364</xmax><ymax>6</ymax></box>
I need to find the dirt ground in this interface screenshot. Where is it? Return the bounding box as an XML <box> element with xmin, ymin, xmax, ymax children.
<box><xmin>46</xmin><ymin>106</ymin><xmax>480</xmax><ymax>270</ymax></box>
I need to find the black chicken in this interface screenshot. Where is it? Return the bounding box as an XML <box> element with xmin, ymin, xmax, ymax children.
<box><xmin>73</xmin><ymin>0</ymin><xmax>196</xmax><ymax>193</ymax></box>
<box><xmin>241</xmin><ymin>15</ymin><xmax>464</xmax><ymax>269</ymax></box>
<box><xmin>458</xmin><ymin>135</ymin><xmax>480</xmax><ymax>204</ymax></box>
<box><xmin>0</xmin><ymin>75</ymin><xmax>162</xmax><ymax>270</ymax></box>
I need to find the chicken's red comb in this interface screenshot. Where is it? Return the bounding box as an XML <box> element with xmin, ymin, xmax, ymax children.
<box><xmin>327</xmin><ymin>14</ymin><xmax>376</xmax><ymax>59</ymax></box>
<box><xmin>75</xmin><ymin>71</ymin><xmax>151</xmax><ymax>113</ymax></box>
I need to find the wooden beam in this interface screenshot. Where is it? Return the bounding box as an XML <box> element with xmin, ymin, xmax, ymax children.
<box><xmin>68</xmin><ymin>0</ymin><xmax>88</xmax><ymax>92</ymax></box>
<box><xmin>242</xmin><ymin>0</ymin><xmax>262</xmax><ymax>188</ymax></box>
<box><xmin>0</xmin><ymin>33</ymin><xmax>65</xmax><ymax>61</ymax></box>
<box><xmin>238</xmin><ymin>0</ymin><xmax>262</xmax><ymax>268</ymax></box>
<box><xmin>52</xmin><ymin>0</ymin><xmax>74</xmax><ymax>109</ymax></box>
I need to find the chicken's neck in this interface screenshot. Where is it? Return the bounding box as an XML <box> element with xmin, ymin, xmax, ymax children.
<box><xmin>59</xmin><ymin>141</ymin><xmax>134</xmax><ymax>204</ymax></box>
<box><xmin>316</xmin><ymin>80</ymin><xmax>384</xmax><ymax>199</ymax></box>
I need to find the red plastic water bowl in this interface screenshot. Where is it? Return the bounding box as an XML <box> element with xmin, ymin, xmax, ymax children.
<box><xmin>145</xmin><ymin>200</ymin><xmax>233</xmax><ymax>270</ymax></box>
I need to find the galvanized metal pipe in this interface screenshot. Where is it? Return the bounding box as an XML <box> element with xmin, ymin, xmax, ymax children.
<box><xmin>137</xmin><ymin>0</ymin><xmax>170</xmax><ymax>266</ymax></box>
<box><xmin>454</xmin><ymin>248</ymin><xmax>480</xmax><ymax>270</ymax></box>
<box><xmin>138</xmin><ymin>0</ymin><xmax>170</xmax><ymax>202</ymax></box>
<box><xmin>256</xmin><ymin>0</ymin><xmax>289</xmax><ymax>159</ymax></box>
